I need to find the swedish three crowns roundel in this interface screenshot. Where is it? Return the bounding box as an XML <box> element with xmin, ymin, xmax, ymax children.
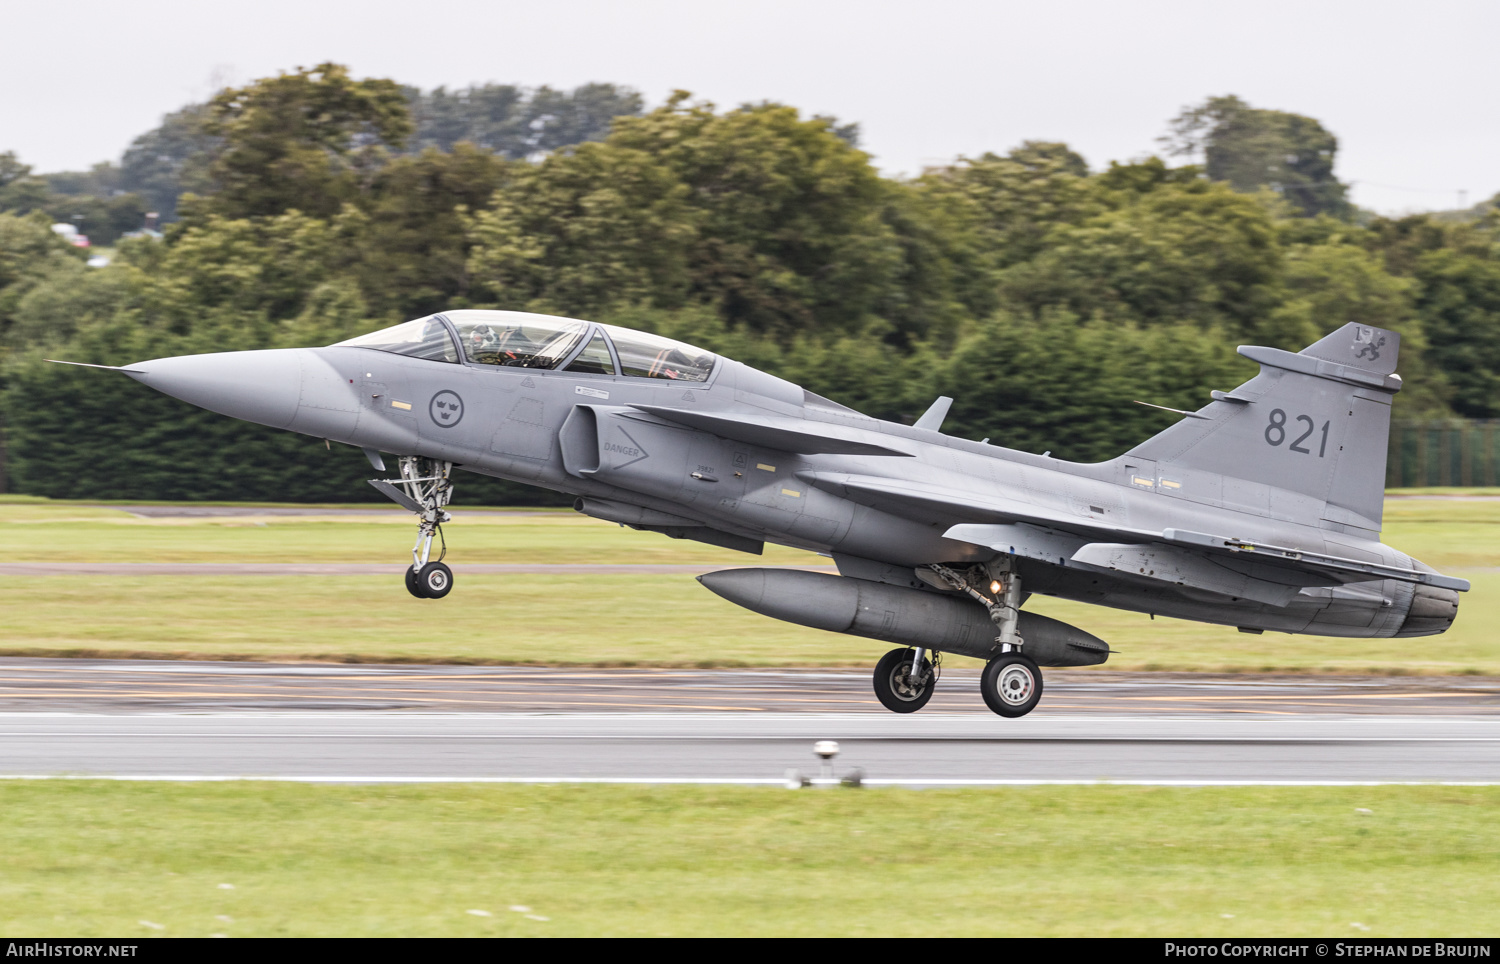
<box><xmin>429</xmin><ymin>390</ymin><xmax>464</xmax><ymax>428</ymax></box>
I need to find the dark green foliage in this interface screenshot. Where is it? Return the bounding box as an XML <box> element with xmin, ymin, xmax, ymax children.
<box><xmin>118</xmin><ymin>103</ymin><xmax>219</xmax><ymax>221</ymax></box>
<box><xmin>204</xmin><ymin>64</ymin><xmax>413</xmax><ymax>221</ymax></box>
<box><xmin>1162</xmin><ymin>95</ymin><xmax>1352</xmax><ymax>218</ymax></box>
<box><xmin>997</xmin><ymin>160</ymin><xmax>1283</xmax><ymax>336</ymax></box>
<box><xmin>10</xmin><ymin>359</ymin><xmax>360</xmax><ymax>501</ymax></box>
<box><xmin>5</xmin><ymin>357</ymin><xmax>559</xmax><ymax>503</ymax></box>
<box><xmin>632</xmin><ymin>306</ymin><xmax>930</xmax><ymax>424</ymax></box>
<box><xmin>38</xmin><ymin>190</ymin><xmax>148</xmax><ymax>247</ymax></box>
<box><xmin>7</xmin><ymin>255</ymin><xmax>130</xmax><ymax>351</ymax></box>
<box><xmin>2</xmin><ymin>69</ymin><xmax>1496</xmax><ymax>501</ymax></box>
<box><xmin>0</xmin><ymin>213</ymin><xmax>84</xmax><ymax>347</ymax></box>
<box><xmin>911</xmin><ymin>143</ymin><xmax>1100</xmax><ymax>321</ymax></box>
<box><xmin>344</xmin><ymin>144</ymin><xmax>512</xmax><ymax>320</ymax></box>
<box><xmin>468</xmin><ymin>94</ymin><xmax>910</xmax><ymax>339</ymax></box>
<box><xmin>40</xmin><ymin>82</ymin><xmax>636</xmax><ymax>232</ymax></box>
<box><xmin>935</xmin><ymin>316</ymin><xmax>1251</xmax><ymax>462</ymax></box>
<box><xmin>407</xmin><ymin>83</ymin><xmax>643</xmax><ymax>158</ymax></box>
<box><xmin>0</xmin><ymin>152</ymin><xmax>50</xmax><ymax>214</ymax></box>
<box><xmin>41</xmin><ymin>161</ymin><xmax>122</xmax><ymax>198</ymax></box>
<box><xmin>1416</xmin><ymin>249</ymin><xmax>1500</xmax><ymax>418</ymax></box>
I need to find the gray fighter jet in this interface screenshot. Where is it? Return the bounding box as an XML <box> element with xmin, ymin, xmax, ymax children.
<box><xmin>53</xmin><ymin>312</ymin><xmax>1467</xmax><ymax>717</ymax></box>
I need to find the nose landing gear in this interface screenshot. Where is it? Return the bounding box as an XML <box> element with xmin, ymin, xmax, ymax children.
<box><xmin>406</xmin><ymin>559</ymin><xmax>453</xmax><ymax>599</ymax></box>
<box><xmin>369</xmin><ymin>456</ymin><xmax>456</xmax><ymax>599</ymax></box>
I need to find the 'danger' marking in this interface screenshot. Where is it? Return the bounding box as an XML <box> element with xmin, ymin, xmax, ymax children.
<box><xmin>607</xmin><ymin>426</ymin><xmax>649</xmax><ymax>468</ymax></box>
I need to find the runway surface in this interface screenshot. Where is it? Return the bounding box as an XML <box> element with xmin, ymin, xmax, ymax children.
<box><xmin>1</xmin><ymin>659</ymin><xmax>1497</xmax><ymax>784</ymax></box>
<box><xmin>2</xmin><ymin>657</ymin><xmax>1498</xmax><ymax>715</ymax></box>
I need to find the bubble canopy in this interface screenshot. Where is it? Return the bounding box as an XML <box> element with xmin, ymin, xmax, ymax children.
<box><xmin>331</xmin><ymin>310</ymin><xmax>717</xmax><ymax>382</ymax></box>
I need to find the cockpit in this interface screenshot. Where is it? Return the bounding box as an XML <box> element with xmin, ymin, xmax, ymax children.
<box><xmin>331</xmin><ymin>310</ymin><xmax>717</xmax><ymax>382</ymax></box>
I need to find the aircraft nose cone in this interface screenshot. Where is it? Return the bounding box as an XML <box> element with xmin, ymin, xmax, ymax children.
<box><xmin>127</xmin><ymin>349</ymin><xmax>306</xmax><ymax>430</ymax></box>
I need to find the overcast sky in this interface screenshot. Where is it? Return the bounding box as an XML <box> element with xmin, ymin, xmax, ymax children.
<box><xmin>4</xmin><ymin>0</ymin><xmax>1495</xmax><ymax>214</ymax></box>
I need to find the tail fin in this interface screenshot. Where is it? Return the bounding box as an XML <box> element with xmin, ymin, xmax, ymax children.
<box><xmin>1126</xmin><ymin>323</ymin><xmax>1400</xmax><ymax>532</ymax></box>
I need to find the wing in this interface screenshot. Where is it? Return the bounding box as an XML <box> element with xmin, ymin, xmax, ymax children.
<box><xmin>1158</xmin><ymin>528</ymin><xmax>1469</xmax><ymax>592</ymax></box>
<box><xmin>797</xmin><ymin>471</ymin><xmax>1470</xmax><ymax>595</ymax></box>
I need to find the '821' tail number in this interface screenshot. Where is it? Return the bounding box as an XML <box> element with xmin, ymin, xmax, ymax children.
<box><xmin>1265</xmin><ymin>409</ymin><xmax>1330</xmax><ymax>457</ymax></box>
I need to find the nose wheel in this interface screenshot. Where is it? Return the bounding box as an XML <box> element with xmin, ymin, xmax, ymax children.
<box><xmin>873</xmin><ymin>647</ymin><xmax>937</xmax><ymax>713</ymax></box>
<box><xmin>369</xmin><ymin>456</ymin><xmax>457</xmax><ymax>600</ymax></box>
<box><xmin>406</xmin><ymin>561</ymin><xmax>454</xmax><ymax>599</ymax></box>
<box><xmin>981</xmin><ymin>653</ymin><xmax>1043</xmax><ymax>718</ymax></box>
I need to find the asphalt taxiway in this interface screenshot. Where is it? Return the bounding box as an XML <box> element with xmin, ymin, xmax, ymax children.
<box><xmin>0</xmin><ymin>659</ymin><xmax>1496</xmax><ymax>784</ymax></box>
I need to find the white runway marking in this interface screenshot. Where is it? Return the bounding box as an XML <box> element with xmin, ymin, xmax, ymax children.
<box><xmin>3</xmin><ymin>712</ymin><xmax>1499</xmax><ymax>783</ymax></box>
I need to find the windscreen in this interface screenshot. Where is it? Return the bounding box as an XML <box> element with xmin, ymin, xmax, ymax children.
<box><xmin>331</xmin><ymin>317</ymin><xmax>458</xmax><ymax>363</ymax></box>
<box><xmin>447</xmin><ymin>310</ymin><xmax>588</xmax><ymax>370</ymax></box>
<box><xmin>602</xmin><ymin>325</ymin><xmax>716</xmax><ymax>382</ymax></box>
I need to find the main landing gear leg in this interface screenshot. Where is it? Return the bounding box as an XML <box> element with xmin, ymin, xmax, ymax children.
<box><xmin>930</xmin><ymin>559</ymin><xmax>1044</xmax><ymax>718</ymax></box>
<box><xmin>372</xmin><ymin>456</ymin><xmax>455</xmax><ymax>599</ymax></box>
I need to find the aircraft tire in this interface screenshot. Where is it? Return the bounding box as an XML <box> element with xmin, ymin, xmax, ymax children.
<box><xmin>416</xmin><ymin>561</ymin><xmax>454</xmax><ymax>599</ymax></box>
<box><xmin>873</xmin><ymin>647</ymin><xmax>935</xmax><ymax>714</ymax></box>
<box><xmin>980</xmin><ymin>654</ymin><xmax>1043</xmax><ymax>718</ymax></box>
<box><xmin>405</xmin><ymin>565</ymin><xmax>426</xmax><ymax>598</ymax></box>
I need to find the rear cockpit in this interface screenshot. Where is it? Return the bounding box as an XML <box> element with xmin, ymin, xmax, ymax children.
<box><xmin>331</xmin><ymin>310</ymin><xmax>717</xmax><ymax>382</ymax></box>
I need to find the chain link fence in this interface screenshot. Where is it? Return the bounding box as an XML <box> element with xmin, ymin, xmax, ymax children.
<box><xmin>1387</xmin><ymin>420</ymin><xmax>1500</xmax><ymax>488</ymax></box>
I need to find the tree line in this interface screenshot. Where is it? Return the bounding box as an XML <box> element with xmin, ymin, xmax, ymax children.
<box><xmin>1</xmin><ymin>63</ymin><xmax>1497</xmax><ymax>503</ymax></box>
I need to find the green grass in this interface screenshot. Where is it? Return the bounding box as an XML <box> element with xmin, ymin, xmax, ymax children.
<box><xmin>4</xmin><ymin>571</ymin><xmax>1499</xmax><ymax>672</ymax></box>
<box><xmin>0</xmin><ymin>496</ymin><xmax>1486</xmax><ymax>569</ymax></box>
<box><xmin>0</xmin><ymin>497</ymin><xmax>1491</xmax><ymax>671</ymax></box>
<box><xmin>0</xmin><ymin>503</ymin><xmax>824</xmax><ymax>565</ymax></box>
<box><xmin>0</xmin><ymin>782</ymin><xmax>1496</xmax><ymax>937</ymax></box>
<box><xmin>0</xmin><ymin>574</ymin><xmax>858</xmax><ymax>665</ymax></box>
<box><xmin>1378</xmin><ymin>498</ymin><xmax>1500</xmax><ymax>570</ymax></box>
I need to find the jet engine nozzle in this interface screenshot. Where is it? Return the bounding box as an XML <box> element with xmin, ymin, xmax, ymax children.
<box><xmin>1395</xmin><ymin>583</ymin><xmax>1460</xmax><ymax>637</ymax></box>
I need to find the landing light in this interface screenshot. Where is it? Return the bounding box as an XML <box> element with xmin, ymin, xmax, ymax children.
<box><xmin>989</xmin><ymin>580</ymin><xmax>1002</xmax><ymax>594</ymax></box>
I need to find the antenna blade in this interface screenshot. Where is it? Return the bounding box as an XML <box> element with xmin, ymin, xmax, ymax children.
<box><xmin>1133</xmin><ymin>399</ymin><xmax>1210</xmax><ymax>420</ymax></box>
<box><xmin>913</xmin><ymin>396</ymin><xmax>953</xmax><ymax>431</ymax></box>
